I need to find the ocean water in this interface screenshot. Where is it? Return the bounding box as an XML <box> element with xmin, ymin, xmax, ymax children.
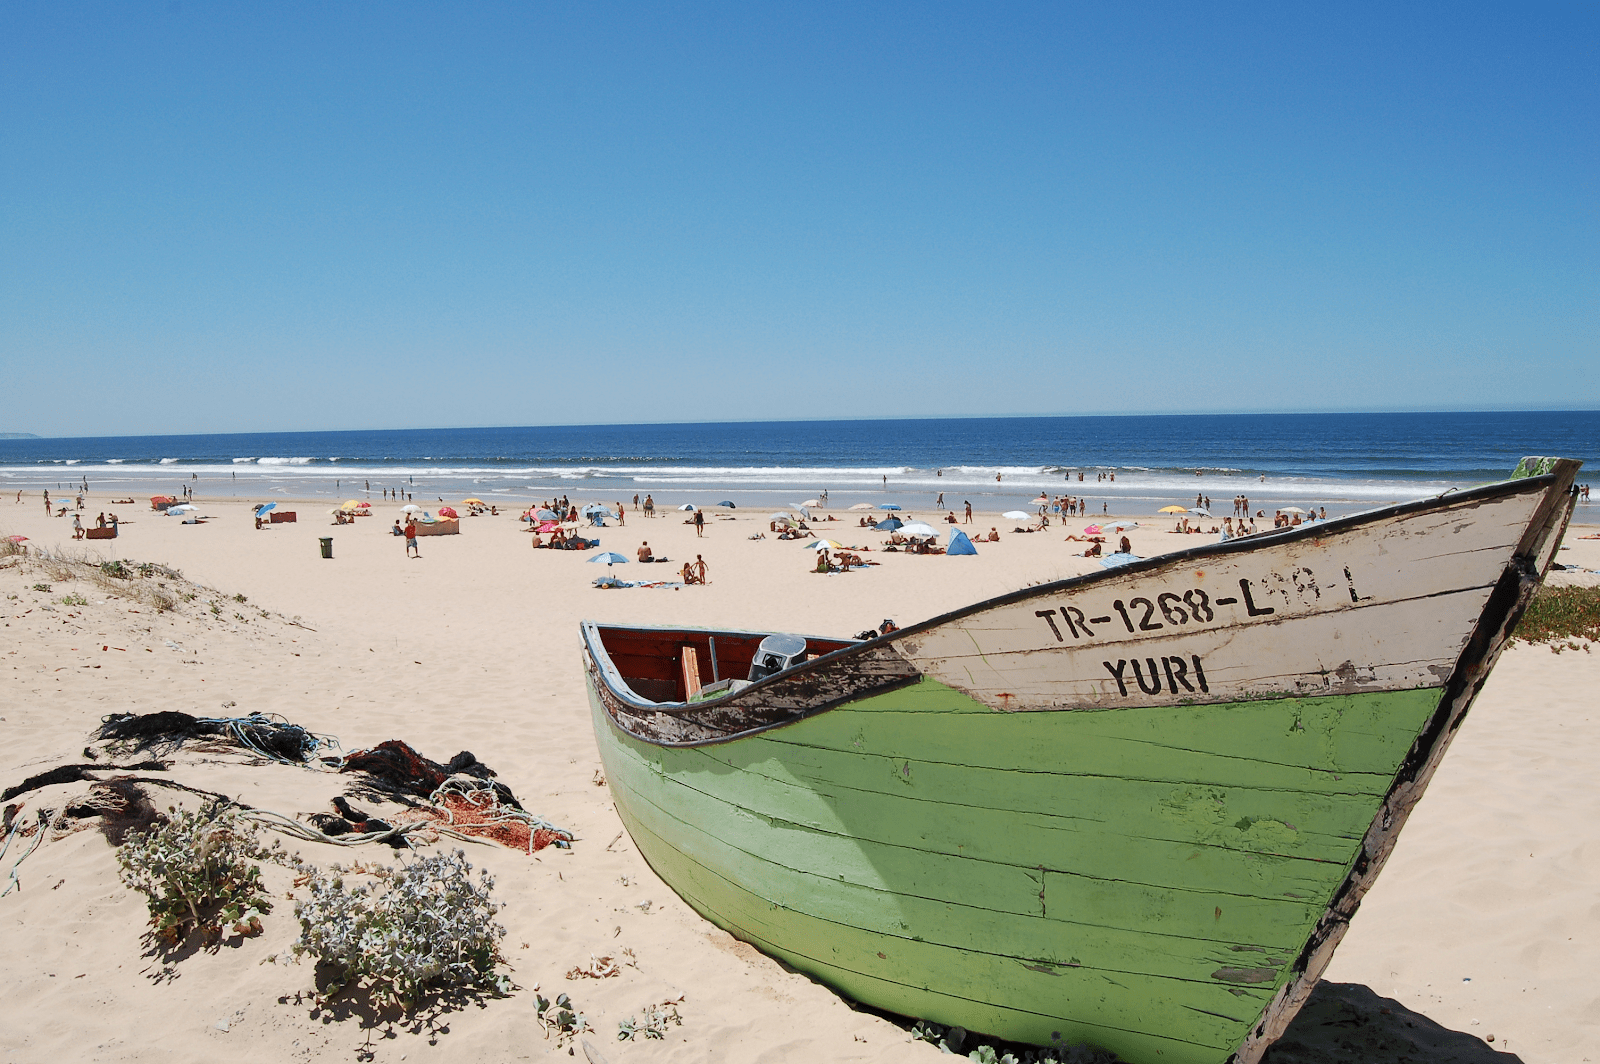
<box><xmin>1</xmin><ymin>411</ymin><xmax>1594</xmax><ymax>515</ymax></box>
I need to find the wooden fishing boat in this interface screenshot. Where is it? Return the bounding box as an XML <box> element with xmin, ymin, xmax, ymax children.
<box><xmin>581</xmin><ymin>457</ymin><xmax>1580</xmax><ymax>1064</ymax></box>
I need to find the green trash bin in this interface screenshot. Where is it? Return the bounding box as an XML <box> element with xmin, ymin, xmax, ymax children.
<box><xmin>319</xmin><ymin>537</ymin><xmax>333</xmax><ymax>559</ymax></box>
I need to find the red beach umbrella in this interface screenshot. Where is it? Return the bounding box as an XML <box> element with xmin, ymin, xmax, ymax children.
<box><xmin>438</xmin><ymin>506</ymin><xmax>459</xmax><ymax>518</ymax></box>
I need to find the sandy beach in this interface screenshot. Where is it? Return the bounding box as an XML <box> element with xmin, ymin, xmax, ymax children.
<box><xmin>3</xmin><ymin>493</ymin><xmax>1597</xmax><ymax>1064</ymax></box>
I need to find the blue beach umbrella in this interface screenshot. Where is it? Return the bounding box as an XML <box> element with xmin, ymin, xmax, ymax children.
<box><xmin>255</xmin><ymin>502</ymin><xmax>276</xmax><ymax>515</ymax></box>
<box><xmin>718</xmin><ymin>501</ymin><xmax>736</xmax><ymax>508</ymax></box>
<box><xmin>587</xmin><ymin>552</ymin><xmax>629</xmax><ymax>566</ymax></box>
<box><xmin>878</xmin><ymin>504</ymin><xmax>901</xmax><ymax>510</ymax></box>
<box><xmin>875</xmin><ymin>517</ymin><xmax>903</xmax><ymax>531</ymax></box>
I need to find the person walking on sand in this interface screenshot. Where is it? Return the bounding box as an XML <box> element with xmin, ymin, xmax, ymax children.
<box><xmin>617</xmin><ymin>502</ymin><xmax>625</xmax><ymax>526</ymax></box>
<box><xmin>963</xmin><ymin>501</ymin><xmax>972</xmax><ymax>524</ymax></box>
<box><xmin>72</xmin><ymin>513</ymin><xmax>84</xmax><ymax>539</ymax></box>
<box><xmin>693</xmin><ymin>508</ymin><xmax>705</xmax><ymax>537</ymax></box>
<box><xmin>404</xmin><ymin>518</ymin><xmax>420</xmax><ymax>558</ymax></box>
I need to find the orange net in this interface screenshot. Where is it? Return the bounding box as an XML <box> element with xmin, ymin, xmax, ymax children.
<box><xmin>418</xmin><ymin>783</ymin><xmax>573</xmax><ymax>854</ymax></box>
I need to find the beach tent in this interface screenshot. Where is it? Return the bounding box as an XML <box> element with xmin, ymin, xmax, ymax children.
<box><xmin>1002</xmin><ymin>510</ymin><xmax>1031</xmax><ymax>520</ymax></box>
<box><xmin>678</xmin><ymin>503</ymin><xmax>696</xmax><ymax>511</ymax></box>
<box><xmin>718</xmin><ymin>501</ymin><xmax>736</xmax><ymax>508</ymax></box>
<box><xmin>848</xmin><ymin>503</ymin><xmax>875</xmax><ymax>511</ymax></box>
<box><xmin>947</xmin><ymin>529</ymin><xmax>977</xmax><ymax>555</ymax></box>
<box><xmin>875</xmin><ymin>517</ymin><xmax>903</xmax><ymax>531</ymax></box>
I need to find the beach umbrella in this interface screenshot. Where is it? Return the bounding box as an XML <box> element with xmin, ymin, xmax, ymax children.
<box><xmin>587</xmin><ymin>552</ymin><xmax>629</xmax><ymax>566</ymax></box>
<box><xmin>718</xmin><ymin>501</ymin><xmax>736</xmax><ymax>508</ymax></box>
<box><xmin>1032</xmin><ymin>495</ymin><xmax>1049</xmax><ymax>504</ymax></box>
<box><xmin>875</xmin><ymin>517</ymin><xmax>903</xmax><ymax>531</ymax></box>
<box><xmin>1189</xmin><ymin>508</ymin><xmax>1211</xmax><ymax>517</ymax></box>
<box><xmin>439</xmin><ymin>506</ymin><xmax>459</xmax><ymax>518</ymax></box>
<box><xmin>801</xmin><ymin>499</ymin><xmax>821</xmax><ymax>508</ymax></box>
<box><xmin>402</xmin><ymin>504</ymin><xmax>422</xmax><ymax>513</ymax></box>
<box><xmin>340</xmin><ymin>499</ymin><xmax>360</xmax><ymax>510</ymax></box>
<box><xmin>534</xmin><ymin>508</ymin><xmax>560</xmax><ymax>521</ymax></box>
<box><xmin>1280</xmin><ymin>506</ymin><xmax>1308</xmax><ymax>514</ymax></box>
<box><xmin>678</xmin><ymin>503</ymin><xmax>695</xmax><ymax>511</ymax></box>
<box><xmin>1101</xmin><ymin>520</ymin><xmax>1139</xmax><ymax>533</ymax></box>
<box><xmin>878</xmin><ymin>504</ymin><xmax>902</xmax><ymax>511</ymax></box>
<box><xmin>805</xmin><ymin>539</ymin><xmax>844</xmax><ymax>550</ymax></box>
<box><xmin>1083</xmin><ymin>524</ymin><xmax>1102</xmax><ymax>535</ymax></box>
<box><xmin>463</xmin><ymin>498</ymin><xmax>485</xmax><ymax>506</ymax></box>
<box><xmin>899</xmin><ymin>521</ymin><xmax>937</xmax><ymax>538</ymax></box>
<box><xmin>769</xmin><ymin>511</ymin><xmax>795</xmax><ymax>522</ymax></box>
<box><xmin>167</xmin><ymin>504</ymin><xmax>197</xmax><ymax>515</ymax></box>
<box><xmin>1158</xmin><ymin>506</ymin><xmax>1187</xmax><ymax>514</ymax></box>
<box><xmin>1002</xmin><ymin>510</ymin><xmax>1032</xmax><ymax>520</ymax></box>
<box><xmin>848</xmin><ymin>503</ymin><xmax>875</xmax><ymax>511</ymax></box>
<box><xmin>581</xmin><ymin>504</ymin><xmax>614</xmax><ymax>517</ymax></box>
<box><xmin>536</xmin><ymin>521</ymin><xmax>560</xmax><ymax>532</ymax></box>
<box><xmin>357</xmin><ymin>502</ymin><xmax>371</xmax><ymax>509</ymax></box>
<box><xmin>255</xmin><ymin>502</ymin><xmax>276</xmax><ymax>515</ymax></box>
<box><xmin>7</xmin><ymin>535</ymin><xmax>28</xmax><ymax>543</ymax></box>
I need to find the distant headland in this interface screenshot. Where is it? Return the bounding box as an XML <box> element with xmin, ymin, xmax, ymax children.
<box><xmin>0</xmin><ymin>432</ymin><xmax>40</xmax><ymax>439</ymax></box>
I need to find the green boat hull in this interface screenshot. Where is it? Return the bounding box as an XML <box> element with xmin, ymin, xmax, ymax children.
<box><xmin>588</xmin><ymin>674</ymin><xmax>1442</xmax><ymax>1063</ymax></box>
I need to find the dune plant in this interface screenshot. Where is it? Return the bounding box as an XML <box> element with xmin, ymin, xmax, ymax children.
<box><xmin>116</xmin><ymin>802</ymin><xmax>278</xmax><ymax>942</ymax></box>
<box><xmin>289</xmin><ymin>850</ymin><xmax>507</xmax><ymax>1008</ymax></box>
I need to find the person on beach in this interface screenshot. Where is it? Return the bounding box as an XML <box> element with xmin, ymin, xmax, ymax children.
<box><xmin>936</xmin><ymin>492</ymin><xmax>944</xmax><ymax>508</ymax></box>
<box><xmin>404</xmin><ymin>518</ymin><xmax>420</xmax><ymax>558</ymax></box>
<box><xmin>643</xmin><ymin>494</ymin><xmax>654</xmax><ymax>517</ymax></box>
<box><xmin>72</xmin><ymin>513</ymin><xmax>84</xmax><ymax>539</ymax></box>
<box><xmin>963</xmin><ymin>501</ymin><xmax>972</xmax><ymax>524</ymax></box>
<box><xmin>693</xmin><ymin>509</ymin><xmax>705</xmax><ymax>537</ymax></box>
<box><xmin>637</xmin><ymin>541</ymin><xmax>653</xmax><ymax>562</ymax></box>
<box><xmin>1119</xmin><ymin>535</ymin><xmax>1132</xmax><ymax>554</ymax></box>
<box><xmin>693</xmin><ymin>555</ymin><xmax>709</xmax><ymax>584</ymax></box>
<box><xmin>617</xmin><ymin>503</ymin><xmax>625</xmax><ymax>525</ymax></box>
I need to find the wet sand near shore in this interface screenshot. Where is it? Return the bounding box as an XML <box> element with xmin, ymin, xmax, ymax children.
<box><xmin>2</xmin><ymin>494</ymin><xmax>1596</xmax><ymax>1063</ymax></box>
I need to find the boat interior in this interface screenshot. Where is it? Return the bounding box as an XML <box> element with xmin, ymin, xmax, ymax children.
<box><xmin>590</xmin><ymin>624</ymin><xmax>857</xmax><ymax>705</ymax></box>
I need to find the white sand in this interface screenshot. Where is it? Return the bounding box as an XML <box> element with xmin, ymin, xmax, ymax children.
<box><xmin>2</xmin><ymin>495</ymin><xmax>1596</xmax><ymax>1062</ymax></box>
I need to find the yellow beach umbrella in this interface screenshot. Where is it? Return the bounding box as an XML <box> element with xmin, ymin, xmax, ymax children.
<box><xmin>1158</xmin><ymin>505</ymin><xmax>1188</xmax><ymax>514</ymax></box>
<box><xmin>340</xmin><ymin>499</ymin><xmax>361</xmax><ymax>510</ymax></box>
<box><xmin>462</xmin><ymin>498</ymin><xmax>485</xmax><ymax>506</ymax></box>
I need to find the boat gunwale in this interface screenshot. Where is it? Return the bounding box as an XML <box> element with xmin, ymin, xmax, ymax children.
<box><xmin>583</xmin><ymin>470</ymin><xmax>1566</xmax><ymax>733</ymax></box>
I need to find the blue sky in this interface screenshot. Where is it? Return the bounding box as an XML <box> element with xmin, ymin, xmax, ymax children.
<box><xmin>2</xmin><ymin>2</ymin><xmax>1594</xmax><ymax>435</ymax></box>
